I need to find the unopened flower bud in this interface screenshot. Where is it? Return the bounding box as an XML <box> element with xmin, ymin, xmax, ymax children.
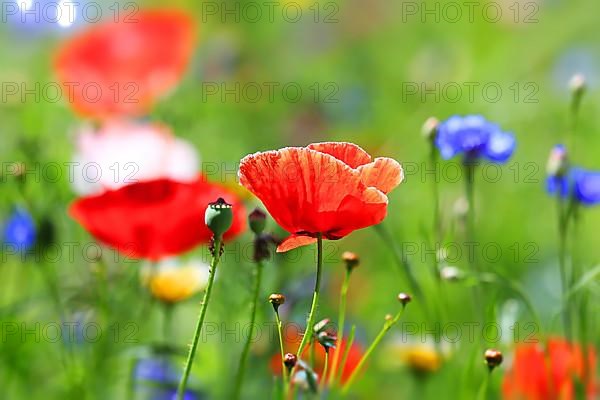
<box><xmin>248</xmin><ymin>208</ymin><xmax>267</xmax><ymax>235</ymax></box>
<box><xmin>546</xmin><ymin>144</ymin><xmax>569</xmax><ymax>177</ymax></box>
<box><xmin>484</xmin><ymin>349</ymin><xmax>503</xmax><ymax>371</ymax></box>
<box><xmin>398</xmin><ymin>293</ymin><xmax>412</xmax><ymax>307</ymax></box>
<box><xmin>385</xmin><ymin>314</ymin><xmax>393</xmax><ymax>322</ymax></box>
<box><xmin>422</xmin><ymin>117</ymin><xmax>439</xmax><ymax>141</ymax></box>
<box><xmin>569</xmin><ymin>73</ymin><xmax>586</xmax><ymax>96</ymax></box>
<box><xmin>342</xmin><ymin>251</ymin><xmax>360</xmax><ymax>271</ymax></box>
<box><xmin>284</xmin><ymin>353</ymin><xmax>297</xmax><ymax>370</ymax></box>
<box><xmin>313</xmin><ymin>318</ymin><xmax>330</xmax><ymax>334</ymax></box>
<box><xmin>317</xmin><ymin>331</ymin><xmax>337</xmax><ymax>351</ymax></box>
<box><xmin>268</xmin><ymin>293</ymin><xmax>285</xmax><ymax>312</ymax></box>
<box><xmin>205</xmin><ymin>198</ymin><xmax>233</xmax><ymax>238</ymax></box>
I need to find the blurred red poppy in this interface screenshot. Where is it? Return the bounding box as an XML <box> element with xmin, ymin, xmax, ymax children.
<box><xmin>502</xmin><ymin>338</ymin><xmax>597</xmax><ymax>400</ymax></box>
<box><xmin>54</xmin><ymin>10</ymin><xmax>195</xmax><ymax>119</ymax></box>
<box><xmin>238</xmin><ymin>142</ymin><xmax>403</xmax><ymax>252</ymax></box>
<box><xmin>270</xmin><ymin>326</ymin><xmax>363</xmax><ymax>384</ymax></box>
<box><xmin>70</xmin><ymin>177</ymin><xmax>245</xmax><ymax>260</ymax></box>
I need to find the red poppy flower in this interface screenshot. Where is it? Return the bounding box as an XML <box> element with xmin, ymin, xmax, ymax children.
<box><xmin>270</xmin><ymin>326</ymin><xmax>363</xmax><ymax>384</ymax></box>
<box><xmin>502</xmin><ymin>338</ymin><xmax>597</xmax><ymax>400</ymax></box>
<box><xmin>70</xmin><ymin>177</ymin><xmax>246</xmax><ymax>261</ymax></box>
<box><xmin>238</xmin><ymin>142</ymin><xmax>403</xmax><ymax>252</ymax></box>
<box><xmin>54</xmin><ymin>10</ymin><xmax>195</xmax><ymax>119</ymax></box>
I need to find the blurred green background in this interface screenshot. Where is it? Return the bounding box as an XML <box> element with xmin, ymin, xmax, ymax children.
<box><xmin>1</xmin><ymin>0</ymin><xmax>599</xmax><ymax>398</ymax></box>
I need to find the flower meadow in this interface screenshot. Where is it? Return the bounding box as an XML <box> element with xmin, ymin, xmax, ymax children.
<box><xmin>1</xmin><ymin>1</ymin><xmax>599</xmax><ymax>399</ymax></box>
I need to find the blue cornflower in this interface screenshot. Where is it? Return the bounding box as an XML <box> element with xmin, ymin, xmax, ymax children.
<box><xmin>546</xmin><ymin>144</ymin><xmax>600</xmax><ymax>206</ymax></box>
<box><xmin>548</xmin><ymin>168</ymin><xmax>600</xmax><ymax>206</ymax></box>
<box><xmin>2</xmin><ymin>207</ymin><xmax>36</xmax><ymax>252</ymax></box>
<box><xmin>435</xmin><ymin>115</ymin><xmax>516</xmax><ymax>162</ymax></box>
<box><xmin>133</xmin><ymin>358</ymin><xmax>203</xmax><ymax>400</ymax></box>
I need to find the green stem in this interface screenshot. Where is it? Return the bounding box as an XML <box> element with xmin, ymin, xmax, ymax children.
<box><xmin>163</xmin><ymin>303</ymin><xmax>173</xmax><ymax>343</ymax></box>
<box><xmin>319</xmin><ymin>351</ymin><xmax>329</xmax><ymax>393</ymax></box>
<box><xmin>374</xmin><ymin>223</ymin><xmax>425</xmax><ymax>313</ymax></box>
<box><xmin>177</xmin><ymin>237</ymin><xmax>222</xmax><ymax>400</ymax></box>
<box><xmin>274</xmin><ymin>309</ymin><xmax>288</xmax><ymax>395</ymax></box>
<box><xmin>296</xmin><ymin>234</ymin><xmax>323</xmax><ymax>357</ymax></box>
<box><xmin>336</xmin><ymin>325</ymin><xmax>356</xmax><ymax>385</ymax></box>
<box><xmin>557</xmin><ymin>195</ymin><xmax>572</xmax><ymax>339</ymax></box>
<box><xmin>476</xmin><ymin>370</ymin><xmax>491</xmax><ymax>400</ymax></box>
<box><xmin>341</xmin><ymin>307</ymin><xmax>406</xmax><ymax>394</ymax></box>
<box><xmin>233</xmin><ymin>260</ymin><xmax>264</xmax><ymax>400</ymax></box>
<box><xmin>429</xmin><ymin>143</ymin><xmax>446</xmax><ymax>347</ymax></box>
<box><xmin>286</xmin><ymin>234</ymin><xmax>323</xmax><ymax>394</ymax></box>
<box><xmin>328</xmin><ymin>268</ymin><xmax>351</xmax><ymax>386</ymax></box>
<box><xmin>464</xmin><ymin>162</ymin><xmax>484</xmax><ymax>328</ymax></box>
<box><xmin>430</xmin><ymin>142</ymin><xmax>442</xmax><ymax>268</ymax></box>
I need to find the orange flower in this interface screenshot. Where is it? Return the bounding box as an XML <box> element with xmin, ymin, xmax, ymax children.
<box><xmin>238</xmin><ymin>142</ymin><xmax>403</xmax><ymax>252</ymax></box>
<box><xmin>54</xmin><ymin>10</ymin><xmax>195</xmax><ymax>119</ymax></box>
<box><xmin>502</xmin><ymin>338</ymin><xmax>597</xmax><ymax>400</ymax></box>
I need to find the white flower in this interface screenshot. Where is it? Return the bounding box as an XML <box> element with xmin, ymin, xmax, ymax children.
<box><xmin>71</xmin><ymin>121</ymin><xmax>199</xmax><ymax>195</ymax></box>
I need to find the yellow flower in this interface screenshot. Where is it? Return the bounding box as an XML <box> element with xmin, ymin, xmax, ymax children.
<box><xmin>382</xmin><ymin>339</ymin><xmax>444</xmax><ymax>374</ymax></box>
<box><xmin>401</xmin><ymin>345</ymin><xmax>442</xmax><ymax>373</ymax></box>
<box><xmin>143</xmin><ymin>259</ymin><xmax>210</xmax><ymax>304</ymax></box>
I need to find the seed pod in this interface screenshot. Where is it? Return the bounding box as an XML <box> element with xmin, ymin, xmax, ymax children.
<box><xmin>205</xmin><ymin>198</ymin><xmax>233</xmax><ymax>238</ymax></box>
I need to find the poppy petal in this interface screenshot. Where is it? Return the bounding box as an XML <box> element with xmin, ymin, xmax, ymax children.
<box><xmin>276</xmin><ymin>234</ymin><xmax>318</xmax><ymax>253</ymax></box>
<box><xmin>307</xmin><ymin>142</ymin><xmax>372</xmax><ymax>168</ymax></box>
<box><xmin>325</xmin><ymin>189</ymin><xmax>388</xmax><ymax>238</ymax></box>
<box><xmin>70</xmin><ymin>177</ymin><xmax>245</xmax><ymax>260</ymax></box>
<box><xmin>54</xmin><ymin>10</ymin><xmax>196</xmax><ymax>119</ymax></box>
<box><xmin>239</xmin><ymin>147</ymin><xmax>368</xmax><ymax>234</ymax></box>
<box><xmin>358</xmin><ymin>157</ymin><xmax>404</xmax><ymax>194</ymax></box>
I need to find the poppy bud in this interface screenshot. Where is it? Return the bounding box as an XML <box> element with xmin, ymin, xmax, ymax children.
<box><xmin>268</xmin><ymin>293</ymin><xmax>285</xmax><ymax>312</ymax></box>
<box><xmin>546</xmin><ymin>145</ymin><xmax>569</xmax><ymax>177</ymax></box>
<box><xmin>342</xmin><ymin>251</ymin><xmax>360</xmax><ymax>271</ymax></box>
<box><xmin>398</xmin><ymin>293</ymin><xmax>412</xmax><ymax>307</ymax></box>
<box><xmin>484</xmin><ymin>349</ymin><xmax>503</xmax><ymax>371</ymax></box>
<box><xmin>248</xmin><ymin>208</ymin><xmax>267</xmax><ymax>235</ymax></box>
<box><xmin>205</xmin><ymin>198</ymin><xmax>233</xmax><ymax>238</ymax></box>
<box><xmin>422</xmin><ymin>117</ymin><xmax>439</xmax><ymax>141</ymax></box>
<box><xmin>284</xmin><ymin>353</ymin><xmax>297</xmax><ymax>369</ymax></box>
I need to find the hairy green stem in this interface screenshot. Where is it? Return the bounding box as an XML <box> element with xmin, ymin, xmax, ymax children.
<box><xmin>177</xmin><ymin>237</ymin><xmax>222</xmax><ymax>400</ymax></box>
<box><xmin>296</xmin><ymin>234</ymin><xmax>323</xmax><ymax>357</ymax></box>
